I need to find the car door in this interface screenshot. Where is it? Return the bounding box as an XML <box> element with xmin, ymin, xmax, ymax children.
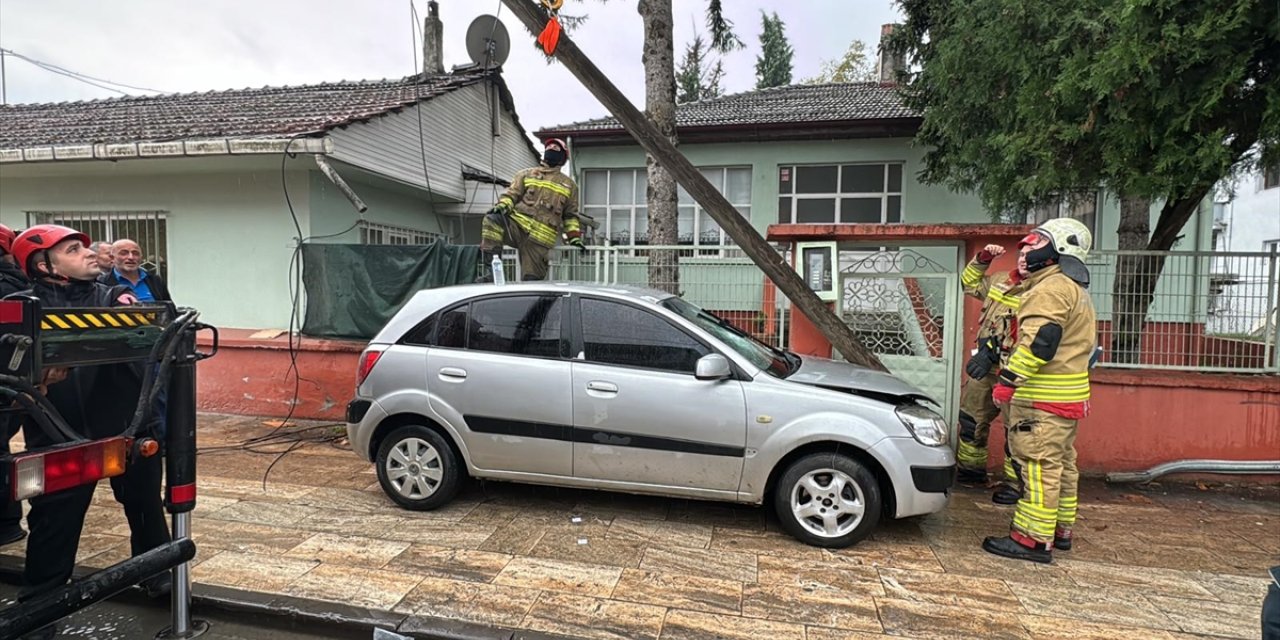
<box><xmin>570</xmin><ymin>296</ymin><xmax>747</xmax><ymax>492</ymax></box>
<box><xmin>426</xmin><ymin>293</ymin><xmax>573</xmax><ymax>477</ymax></box>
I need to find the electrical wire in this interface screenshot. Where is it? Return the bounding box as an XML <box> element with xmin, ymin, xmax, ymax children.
<box><xmin>0</xmin><ymin>47</ymin><xmax>167</xmax><ymax>95</ymax></box>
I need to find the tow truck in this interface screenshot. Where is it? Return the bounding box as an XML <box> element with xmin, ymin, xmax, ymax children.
<box><xmin>0</xmin><ymin>294</ymin><xmax>216</xmax><ymax>639</ymax></box>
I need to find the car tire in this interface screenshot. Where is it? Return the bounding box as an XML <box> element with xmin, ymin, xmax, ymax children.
<box><xmin>773</xmin><ymin>452</ymin><xmax>881</xmax><ymax>548</ymax></box>
<box><xmin>375</xmin><ymin>425</ymin><xmax>460</xmax><ymax>511</ymax></box>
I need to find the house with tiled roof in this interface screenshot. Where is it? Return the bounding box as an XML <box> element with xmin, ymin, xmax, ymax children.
<box><xmin>0</xmin><ymin>27</ymin><xmax>537</xmax><ymax>330</ymax></box>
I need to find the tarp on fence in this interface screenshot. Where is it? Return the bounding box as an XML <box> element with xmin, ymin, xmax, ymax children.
<box><xmin>301</xmin><ymin>241</ymin><xmax>480</xmax><ymax>339</ymax></box>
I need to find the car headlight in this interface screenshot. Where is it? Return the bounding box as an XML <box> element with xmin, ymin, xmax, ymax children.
<box><xmin>896</xmin><ymin>403</ymin><xmax>948</xmax><ymax>447</ymax></box>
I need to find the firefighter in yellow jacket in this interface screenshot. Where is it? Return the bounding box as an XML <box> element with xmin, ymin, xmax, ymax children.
<box><xmin>983</xmin><ymin>217</ymin><xmax>1096</xmax><ymax>564</ymax></box>
<box><xmin>478</xmin><ymin>138</ymin><xmax>585</xmax><ymax>282</ymax></box>
<box><xmin>956</xmin><ymin>243</ymin><xmax>1027</xmax><ymax>505</ymax></box>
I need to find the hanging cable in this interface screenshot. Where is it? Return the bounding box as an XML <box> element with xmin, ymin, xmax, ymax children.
<box><xmin>0</xmin><ymin>47</ymin><xmax>167</xmax><ymax>94</ymax></box>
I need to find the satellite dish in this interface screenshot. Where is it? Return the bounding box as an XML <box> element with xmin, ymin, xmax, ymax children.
<box><xmin>466</xmin><ymin>15</ymin><xmax>510</xmax><ymax>68</ymax></box>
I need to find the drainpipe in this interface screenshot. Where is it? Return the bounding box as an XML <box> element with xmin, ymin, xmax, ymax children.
<box><xmin>1105</xmin><ymin>459</ymin><xmax>1280</xmax><ymax>484</ymax></box>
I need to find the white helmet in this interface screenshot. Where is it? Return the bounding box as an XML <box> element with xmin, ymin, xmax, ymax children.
<box><xmin>1034</xmin><ymin>217</ymin><xmax>1092</xmax><ymax>263</ymax></box>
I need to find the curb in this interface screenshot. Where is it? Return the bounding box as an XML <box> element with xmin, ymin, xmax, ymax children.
<box><xmin>0</xmin><ymin>554</ymin><xmax>572</xmax><ymax>640</ymax></box>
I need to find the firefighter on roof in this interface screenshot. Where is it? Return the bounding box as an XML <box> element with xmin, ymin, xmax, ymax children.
<box><xmin>982</xmin><ymin>217</ymin><xmax>1096</xmax><ymax>564</ymax></box>
<box><xmin>478</xmin><ymin>138</ymin><xmax>585</xmax><ymax>282</ymax></box>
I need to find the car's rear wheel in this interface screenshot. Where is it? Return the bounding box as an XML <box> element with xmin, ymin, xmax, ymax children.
<box><xmin>375</xmin><ymin>425</ymin><xmax>460</xmax><ymax>511</ymax></box>
<box><xmin>773</xmin><ymin>452</ymin><xmax>880</xmax><ymax>548</ymax></box>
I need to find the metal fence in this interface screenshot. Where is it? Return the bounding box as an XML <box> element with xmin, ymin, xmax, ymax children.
<box><xmin>1087</xmin><ymin>248</ymin><xmax>1279</xmax><ymax>373</ymax></box>
<box><xmin>498</xmin><ymin>245</ymin><xmax>793</xmax><ymax>350</ymax></box>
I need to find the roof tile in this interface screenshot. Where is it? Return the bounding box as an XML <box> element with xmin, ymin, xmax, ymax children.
<box><xmin>0</xmin><ymin>69</ymin><xmax>492</xmax><ymax>149</ymax></box>
<box><xmin>537</xmin><ymin>82</ymin><xmax>917</xmax><ymax>135</ymax></box>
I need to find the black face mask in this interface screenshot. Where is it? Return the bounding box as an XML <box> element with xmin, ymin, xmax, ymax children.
<box><xmin>1024</xmin><ymin>243</ymin><xmax>1059</xmax><ymax>273</ymax></box>
<box><xmin>543</xmin><ymin>149</ymin><xmax>567</xmax><ymax>167</ymax></box>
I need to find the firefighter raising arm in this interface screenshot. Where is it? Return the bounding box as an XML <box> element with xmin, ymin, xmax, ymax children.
<box><xmin>961</xmin><ymin>244</ymin><xmax>1006</xmax><ymax>300</ymax></box>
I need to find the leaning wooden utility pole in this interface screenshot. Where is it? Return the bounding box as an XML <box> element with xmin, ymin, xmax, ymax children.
<box><xmin>500</xmin><ymin>0</ymin><xmax>885</xmax><ymax>371</ymax></box>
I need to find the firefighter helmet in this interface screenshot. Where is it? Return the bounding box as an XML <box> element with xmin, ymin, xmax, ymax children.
<box><xmin>1034</xmin><ymin>217</ymin><xmax>1092</xmax><ymax>262</ymax></box>
<box><xmin>0</xmin><ymin>225</ymin><xmax>14</xmax><ymax>255</ymax></box>
<box><xmin>542</xmin><ymin>138</ymin><xmax>569</xmax><ymax>166</ymax></box>
<box><xmin>13</xmin><ymin>224</ymin><xmax>91</xmax><ymax>277</ymax></box>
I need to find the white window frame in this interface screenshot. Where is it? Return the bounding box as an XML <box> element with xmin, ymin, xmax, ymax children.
<box><xmin>357</xmin><ymin>220</ymin><xmax>447</xmax><ymax>246</ymax></box>
<box><xmin>777</xmin><ymin>163</ymin><xmax>905</xmax><ymax>225</ymax></box>
<box><xmin>580</xmin><ymin>166</ymin><xmax>752</xmax><ymax>256</ymax></box>
<box><xmin>1264</xmin><ymin>238</ymin><xmax>1279</xmax><ymax>253</ymax></box>
<box><xmin>1263</xmin><ymin>163</ymin><xmax>1280</xmax><ymax>191</ymax></box>
<box><xmin>1023</xmin><ymin>191</ymin><xmax>1101</xmax><ymax>239</ymax></box>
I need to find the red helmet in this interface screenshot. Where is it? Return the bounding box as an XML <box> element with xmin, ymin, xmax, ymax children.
<box><xmin>13</xmin><ymin>224</ymin><xmax>91</xmax><ymax>277</ymax></box>
<box><xmin>0</xmin><ymin>225</ymin><xmax>14</xmax><ymax>255</ymax></box>
<box><xmin>544</xmin><ymin>137</ymin><xmax>569</xmax><ymax>156</ymax></box>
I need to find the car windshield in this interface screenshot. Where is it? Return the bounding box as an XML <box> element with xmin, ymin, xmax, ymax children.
<box><xmin>660</xmin><ymin>297</ymin><xmax>798</xmax><ymax>378</ymax></box>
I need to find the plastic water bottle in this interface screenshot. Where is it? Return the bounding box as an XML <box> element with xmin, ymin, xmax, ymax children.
<box><xmin>490</xmin><ymin>254</ymin><xmax>506</xmax><ymax>285</ymax></box>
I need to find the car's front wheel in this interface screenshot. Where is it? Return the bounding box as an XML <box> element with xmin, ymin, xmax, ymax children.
<box><xmin>773</xmin><ymin>452</ymin><xmax>881</xmax><ymax>548</ymax></box>
<box><xmin>375</xmin><ymin>425</ymin><xmax>460</xmax><ymax>511</ymax></box>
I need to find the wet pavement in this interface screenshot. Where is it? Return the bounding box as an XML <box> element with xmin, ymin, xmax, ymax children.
<box><xmin>4</xmin><ymin>414</ymin><xmax>1278</xmax><ymax>640</ymax></box>
<box><xmin>0</xmin><ymin>583</ymin><xmax>350</xmax><ymax>639</ymax></box>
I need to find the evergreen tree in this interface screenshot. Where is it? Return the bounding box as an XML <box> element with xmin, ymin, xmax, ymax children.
<box><xmin>891</xmin><ymin>0</ymin><xmax>1279</xmax><ymax>361</ymax></box>
<box><xmin>754</xmin><ymin>11</ymin><xmax>793</xmax><ymax>89</ymax></box>
<box><xmin>676</xmin><ymin>32</ymin><xmax>726</xmax><ymax>103</ymax></box>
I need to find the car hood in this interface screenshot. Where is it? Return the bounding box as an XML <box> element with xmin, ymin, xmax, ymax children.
<box><xmin>788</xmin><ymin>355</ymin><xmax>937</xmax><ymax>405</ymax></box>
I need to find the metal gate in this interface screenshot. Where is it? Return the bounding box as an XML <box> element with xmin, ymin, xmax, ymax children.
<box><xmin>839</xmin><ymin>248</ymin><xmax>962</xmax><ymax>433</ymax></box>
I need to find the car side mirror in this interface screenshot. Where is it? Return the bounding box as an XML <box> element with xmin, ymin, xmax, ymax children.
<box><xmin>695</xmin><ymin>354</ymin><xmax>732</xmax><ymax>381</ymax></box>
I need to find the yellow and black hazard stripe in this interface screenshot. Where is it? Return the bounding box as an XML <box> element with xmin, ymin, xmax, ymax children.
<box><xmin>41</xmin><ymin>310</ymin><xmax>161</xmax><ymax>331</ymax></box>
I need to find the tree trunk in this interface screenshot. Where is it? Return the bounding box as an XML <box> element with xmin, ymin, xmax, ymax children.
<box><xmin>639</xmin><ymin>0</ymin><xmax>680</xmax><ymax>295</ymax></box>
<box><xmin>1109</xmin><ymin>195</ymin><xmax>1154</xmax><ymax>363</ymax></box>
<box><xmin>1108</xmin><ymin>189</ymin><xmax>1209</xmax><ymax>363</ymax></box>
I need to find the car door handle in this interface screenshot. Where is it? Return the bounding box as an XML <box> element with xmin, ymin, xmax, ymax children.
<box><xmin>586</xmin><ymin>381</ymin><xmax>618</xmax><ymax>393</ymax></box>
<box><xmin>439</xmin><ymin>367</ymin><xmax>468</xmax><ymax>380</ymax></box>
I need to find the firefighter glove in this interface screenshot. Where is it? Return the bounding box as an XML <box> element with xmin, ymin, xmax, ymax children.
<box><xmin>992</xmin><ymin>382</ymin><xmax>1016</xmax><ymax>406</ymax></box>
<box><xmin>965</xmin><ymin>336</ymin><xmax>1000</xmax><ymax>380</ymax></box>
<box><xmin>568</xmin><ymin>236</ymin><xmax>588</xmax><ymax>254</ymax></box>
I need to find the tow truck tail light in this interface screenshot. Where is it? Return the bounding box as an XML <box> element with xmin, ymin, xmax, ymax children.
<box><xmin>356</xmin><ymin>348</ymin><xmax>385</xmax><ymax>387</ymax></box>
<box><xmin>11</xmin><ymin>437</ymin><xmax>129</xmax><ymax>501</ymax></box>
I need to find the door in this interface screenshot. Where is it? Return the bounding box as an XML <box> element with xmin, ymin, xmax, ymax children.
<box><xmin>838</xmin><ymin>247</ymin><xmax>962</xmax><ymax>432</ymax></box>
<box><xmin>570</xmin><ymin>296</ymin><xmax>747</xmax><ymax>492</ymax></box>
<box><xmin>426</xmin><ymin>294</ymin><xmax>573</xmax><ymax>476</ymax></box>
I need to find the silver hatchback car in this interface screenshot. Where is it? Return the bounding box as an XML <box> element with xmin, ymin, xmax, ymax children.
<box><xmin>347</xmin><ymin>282</ymin><xmax>954</xmax><ymax>548</ymax></box>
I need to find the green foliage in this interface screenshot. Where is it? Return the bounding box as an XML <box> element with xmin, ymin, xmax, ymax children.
<box><xmin>806</xmin><ymin>39</ymin><xmax>877</xmax><ymax>84</ymax></box>
<box><xmin>677</xmin><ymin>32</ymin><xmax>726</xmax><ymax>103</ymax></box>
<box><xmin>705</xmin><ymin>0</ymin><xmax>745</xmax><ymax>53</ymax></box>
<box><xmin>890</xmin><ymin>0</ymin><xmax>1280</xmax><ymax>220</ymax></box>
<box><xmin>755</xmin><ymin>11</ymin><xmax>794</xmax><ymax>90</ymax></box>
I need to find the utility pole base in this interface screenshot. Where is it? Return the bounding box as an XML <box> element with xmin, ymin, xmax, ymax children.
<box><xmin>156</xmin><ymin>619</ymin><xmax>210</xmax><ymax>639</ymax></box>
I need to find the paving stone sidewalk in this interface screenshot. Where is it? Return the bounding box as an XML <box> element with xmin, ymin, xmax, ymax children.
<box><xmin>5</xmin><ymin>414</ymin><xmax>1276</xmax><ymax>639</ymax></box>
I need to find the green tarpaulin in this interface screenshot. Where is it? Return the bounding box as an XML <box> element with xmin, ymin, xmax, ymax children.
<box><xmin>301</xmin><ymin>241</ymin><xmax>480</xmax><ymax>340</ymax></box>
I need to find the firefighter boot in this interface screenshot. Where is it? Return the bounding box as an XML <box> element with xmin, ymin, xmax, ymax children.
<box><xmin>992</xmin><ymin>485</ymin><xmax>1021</xmax><ymax>505</ymax></box>
<box><xmin>1054</xmin><ymin>527</ymin><xmax>1073</xmax><ymax>551</ymax></box>
<box><xmin>982</xmin><ymin>534</ymin><xmax>1052</xmax><ymax>564</ymax></box>
<box><xmin>475</xmin><ymin>251</ymin><xmax>497</xmax><ymax>283</ymax></box>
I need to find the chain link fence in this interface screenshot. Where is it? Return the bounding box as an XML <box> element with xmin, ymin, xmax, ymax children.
<box><xmin>1088</xmin><ymin>248</ymin><xmax>1279</xmax><ymax>373</ymax></box>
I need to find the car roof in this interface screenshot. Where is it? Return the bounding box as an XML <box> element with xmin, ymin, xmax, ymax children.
<box><xmin>372</xmin><ymin>281</ymin><xmax>678</xmax><ymax>344</ymax></box>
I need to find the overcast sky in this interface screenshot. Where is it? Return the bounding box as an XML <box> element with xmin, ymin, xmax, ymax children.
<box><xmin>0</xmin><ymin>0</ymin><xmax>903</xmax><ymax>136</ymax></box>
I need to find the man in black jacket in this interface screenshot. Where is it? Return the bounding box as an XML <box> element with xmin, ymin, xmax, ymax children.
<box><xmin>11</xmin><ymin>225</ymin><xmax>171</xmax><ymax>639</ymax></box>
<box><xmin>97</xmin><ymin>238</ymin><xmax>171</xmax><ymax>303</ymax></box>
<box><xmin>0</xmin><ymin>224</ymin><xmax>30</xmax><ymax>546</ymax></box>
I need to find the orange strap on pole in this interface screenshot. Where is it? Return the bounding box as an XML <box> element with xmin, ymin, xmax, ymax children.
<box><xmin>537</xmin><ymin>15</ymin><xmax>562</xmax><ymax>55</ymax></box>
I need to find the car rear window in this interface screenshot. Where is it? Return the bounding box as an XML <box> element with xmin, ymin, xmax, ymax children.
<box><xmin>467</xmin><ymin>296</ymin><xmax>564</xmax><ymax>358</ymax></box>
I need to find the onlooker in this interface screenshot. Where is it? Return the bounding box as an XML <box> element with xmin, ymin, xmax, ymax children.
<box><xmin>89</xmin><ymin>241</ymin><xmax>114</xmax><ymax>271</ymax></box>
<box><xmin>1265</xmin><ymin>566</ymin><xmax>1280</xmax><ymax>640</ymax></box>
<box><xmin>98</xmin><ymin>238</ymin><xmax>170</xmax><ymax>302</ymax></box>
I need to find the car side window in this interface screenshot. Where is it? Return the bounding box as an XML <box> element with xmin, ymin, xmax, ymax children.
<box><xmin>467</xmin><ymin>295</ymin><xmax>564</xmax><ymax>358</ymax></box>
<box><xmin>436</xmin><ymin>304</ymin><xmax>468</xmax><ymax>349</ymax></box>
<box><xmin>579</xmin><ymin>298</ymin><xmax>710</xmax><ymax>373</ymax></box>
